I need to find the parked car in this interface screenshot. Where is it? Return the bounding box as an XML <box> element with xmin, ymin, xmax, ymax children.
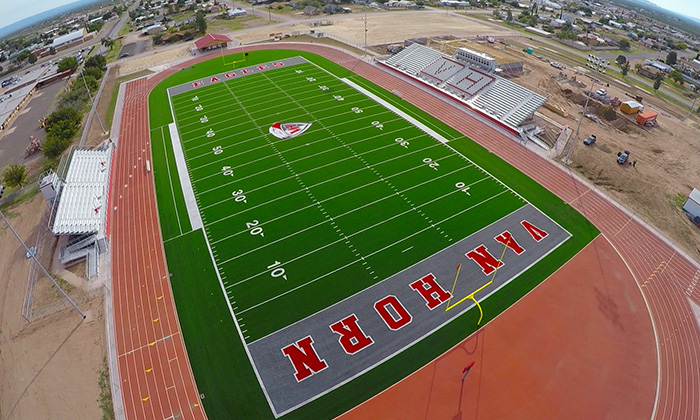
<box><xmin>617</xmin><ymin>150</ymin><xmax>630</xmax><ymax>164</ymax></box>
<box><xmin>118</xmin><ymin>53</ymin><xmax>130</xmax><ymax>59</ymax></box>
<box><xmin>583</xmin><ymin>135</ymin><xmax>597</xmax><ymax>145</ymax></box>
<box><xmin>596</xmin><ymin>88</ymin><xmax>607</xmax><ymax>96</ymax></box>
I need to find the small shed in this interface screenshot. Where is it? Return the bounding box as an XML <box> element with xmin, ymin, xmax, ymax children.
<box><xmin>636</xmin><ymin>111</ymin><xmax>658</xmax><ymax>126</ymax></box>
<box><xmin>683</xmin><ymin>188</ymin><xmax>700</xmax><ymax>227</ymax></box>
<box><xmin>620</xmin><ymin>100</ymin><xmax>642</xmax><ymax>115</ymax></box>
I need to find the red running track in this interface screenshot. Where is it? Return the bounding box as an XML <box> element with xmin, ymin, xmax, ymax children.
<box><xmin>112</xmin><ymin>44</ymin><xmax>700</xmax><ymax>419</ymax></box>
<box><xmin>111</xmin><ymin>77</ymin><xmax>206</xmax><ymax>420</ymax></box>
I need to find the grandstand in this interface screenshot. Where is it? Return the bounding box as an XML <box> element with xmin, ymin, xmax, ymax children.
<box><xmin>384</xmin><ymin>44</ymin><xmax>442</xmax><ymax>76</ymax></box>
<box><xmin>44</xmin><ymin>142</ymin><xmax>114</xmax><ymax>278</ymax></box>
<box><xmin>419</xmin><ymin>57</ymin><xmax>464</xmax><ymax>84</ymax></box>
<box><xmin>445</xmin><ymin>67</ymin><xmax>494</xmax><ymax>99</ymax></box>
<box><xmin>380</xmin><ymin>43</ymin><xmax>547</xmax><ymax>133</ymax></box>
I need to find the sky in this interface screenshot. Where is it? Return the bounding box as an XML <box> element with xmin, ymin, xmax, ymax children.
<box><xmin>0</xmin><ymin>0</ymin><xmax>80</xmax><ymax>32</ymax></box>
<box><xmin>651</xmin><ymin>0</ymin><xmax>700</xmax><ymax>21</ymax></box>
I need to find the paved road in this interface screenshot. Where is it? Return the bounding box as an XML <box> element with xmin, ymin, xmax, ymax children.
<box><xmin>0</xmin><ymin>79</ymin><xmax>67</xmax><ymax>169</ymax></box>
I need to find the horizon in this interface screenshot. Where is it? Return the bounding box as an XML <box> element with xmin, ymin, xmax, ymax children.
<box><xmin>1</xmin><ymin>0</ymin><xmax>700</xmax><ymax>37</ymax></box>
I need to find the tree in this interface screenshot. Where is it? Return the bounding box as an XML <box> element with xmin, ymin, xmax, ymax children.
<box><xmin>2</xmin><ymin>164</ymin><xmax>26</xmax><ymax>188</ymax></box>
<box><xmin>670</xmin><ymin>69</ymin><xmax>684</xmax><ymax>85</ymax></box>
<box><xmin>16</xmin><ymin>50</ymin><xmax>30</xmax><ymax>62</ymax></box>
<box><xmin>653</xmin><ymin>73</ymin><xmax>662</xmax><ymax>90</ymax></box>
<box><xmin>83</xmin><ymin>66</ymin><xmax>103</xmax><ymax>80</ymax></box>
<box><xmin>618</xmin><ymin>38</ymin><xmax>630</xmax><ymax>50</ymax></box>
<box><xmin>196</xmin><ymin>10</ymin><xmax>207</xmax><ymax>34</ymax></box>
<box><xmin>83</xmin><ymin>75</ymin><xmax>99</xmax><ymax>92</ymax></box>
<box><xmin>635</xmin><ymin>62</ymin><xmax>642</xmax><ymax>72</ymax></box>
<box><xmin>666</xmin><ymin>51</ymin><xmax>677</xmax><ymax>65</ymax></box>
<box><xmin>678</xmin><ymin>41</ymin><xmax>687</xmax><ymax>50</ymax></box>
<box><xmin>506</xmin><ymin>9</ymin><xmax>513</xmax><ymax>22</ymax></box>
<box><xmin>46</xmin><ymin>107</ymin><xmax>82</xmax><ymax>132</ymax></box>
<box><xmin>101</xmin><ymin>37</ymin><xmax>115</xmax><ymax>50</ymax></box>
<box><xmin>84</xmin><ymin>54</ymin><xmax>107</xmax><ymax>70</ymax></box>
<box><xmin>621</xmin><ymin>61</ymin><xmax>630</xmax><ymax>76</ymax></box>
<box><xmin>49</xmin><ymin>46</ymin><xmax>56</xmax><ymax>55</ymax></box>
<box><xmin>28</xmin><ymin>53</ymin><xmax>37</xmax><ymax>64</ymax></box>
<box><xmin>57</xmin><ymin>56</ymin><xmax>79</xmax><ymax>72</ymax></box>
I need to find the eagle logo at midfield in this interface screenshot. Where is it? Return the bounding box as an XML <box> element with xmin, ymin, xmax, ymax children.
<box><xmin>269</xmin><ymin>122</ymin><xmax>312</xmax><ymax>139</ymax></box>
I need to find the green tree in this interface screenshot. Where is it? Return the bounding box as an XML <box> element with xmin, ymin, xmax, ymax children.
<box><xmin>15</xmin><ymin>50</ymin><xmax>30</xmax><ymax>62</ymax></box>
<box><xmin>196</xmin><ymin>10</ymin><xmax>207</xmax><ymax>34</ymax></box>
<box><xmin>101</xmin><ymin>37</ymin><xmax>115</xmax><ymax>50</ymax></box>
<box><xmin>83</xmin><ymin>66</ymin><xmax>103</xmax><ymax>80</ymax></box>
<box><xmin>669</xmin><ymin>69</ymin><xmax>684</xmax><ymax>85</ymax></box>
<box><xmin>49</xmin><ymin>46</ymin><xmax>56</xmax><ymax>55</ymax></box>
<box><xmin>57</xmin><ymin>56</ymin><xmax>79</xmax><ymax>72</ymax></box>
<box><xmin>618</xmin><ymin>38</ymin><xmax>630</xmax><ymax>50</ymax></box>
<box><xmin>666</xmin><ymin>51</ymin><xmax>677</xmax><ymax>65</ymax></box>
<box><xmin>620</xmin><ymin>61</ymin><xmax>630</xmax><ymax>76</ymax></box>
<box><xmin>506</xmin><ymin>9</ymin><xmax>513</xmax><ymax>22</ymax></box>
<box><xmin>634</xmin><ymin>62</ymin><xmax>642</xmax><ymax>72</ymax></box>
<box><xmin>2</xmin><ymin>164</ymin><xmax>26</xmax><ymax>188</ymax></box>
<box><xmin>84</xmin><ymin>54</ymin><xmax>107</xmax><ymax>70</ymax></box>
<box><xmin>82</xmin><ymin>75</ymin><xmax>99</xmax><ymax>92</ymax></box>
<box><xmin>46</xmin><ymin>107</ymin><xmax>82</xmax><ymax>132</ymax></box>
<box><xmin>653</xmin><ymin>73</ymin><xmax>662</xmax><ymax>90</ymax></box>
<box><xmin>28</xmin><ymin>53</ymin><xmax>37</xmax><ymax>64</ymax></box>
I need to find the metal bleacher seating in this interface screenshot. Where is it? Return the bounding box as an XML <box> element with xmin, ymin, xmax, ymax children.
<box><xmin>471</xmin><ymin>79</ymin><xmax>546</xmax><ymax>128</ymax></box>
<box><xmin>445</xmin><ymin>67</ymin><xmax>495</xmax><ymax>98</ymax></box>
<box><xmin>385</xmin><ymin>43</ymin><xmax>442</xmax><ymax>76</ymax></box>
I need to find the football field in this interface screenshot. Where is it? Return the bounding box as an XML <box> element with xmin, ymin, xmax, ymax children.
<box><xmin>169</xmin><ymin>58</ymin><xmax>530</xmax><ymax>341</ymax></box>
<box><xmin>148</xmin><ymin>51</ymin><xmax>593</xmax><ymax>419</ymax></box>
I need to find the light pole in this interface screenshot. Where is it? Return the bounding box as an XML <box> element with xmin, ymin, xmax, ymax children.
<box><xmin>0</xmin><ymin>187</ymin><xmax>86</xmax><ymax>320</ymax></box>
<box><xmin>81</xmin><ymin>71</ymin><xmax>108</xmax><ymax>135</ymax></box>
<box><xmin>564</xmin><ymin>59</ymin><xmax>605</xmax><ymax>165</ymax></box>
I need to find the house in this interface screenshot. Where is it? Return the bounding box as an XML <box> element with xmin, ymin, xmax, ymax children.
<box><xmin>608</xmin><ymin>20</ymin><xmax>623</xmax><ymax>29</ymax></box>
<box><xmin>303</xmin><ymin>5</ymin><xmax>320</xmax><ymax>15</ymax></box>
<box><xmin>682</xmin><ymin>188</ymin><xmax>700</xmax><ymax>228</ymax></box>
<box><xmin>226</xmin><ymin>8</ymin><xmax>246</xmax><ymax>18</ymax></box>
<box><xmin>638</xmin><ymin>65</ymin><xmax>659</xmax><ymax>79</ymax></box>
<box><xmin>645</xmin><ymin>60</ymin><xmax>672</xmax><ymax>73</ymax></box>
<box><xmin>194</xmin><ymin>33</ymin><xmax>231</xmax><ymax>51</ymax></box>
<box><xmin>143</xmin><ymin>24</ymin><xmax>164</xmax><ymax>35</ymax></box>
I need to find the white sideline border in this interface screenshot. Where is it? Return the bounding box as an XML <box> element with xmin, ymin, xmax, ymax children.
<box><xmin>342</xmin><ymin>78</ymin><xmax>450</xmax><ymax>145</ymax></box>
<box><xmin>168</xmin><ymin>122</ymin><xmax>203</xmax><ymax>230</ymax></box>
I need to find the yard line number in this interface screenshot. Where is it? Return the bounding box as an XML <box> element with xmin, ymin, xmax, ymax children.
<box><xmin>423</xmin><ymin>157</ymin><xmax>439</xmax><ymax>170</ymax></box>
<box><xmin>232</xmin><ymin>189</ymin><xmax>247</xmax><ymax>204</ymax></box>
<box><xmin>455</xmin><ymin>182</ymin><xmax>471</xmax><ymax>195</ymax></box>
<box><xmin>267</xmin><ymin>261</ymin><xmax>288</xmax><ymax>280</ymax></box>
<box><xmin>395</xmin><ymin>137</ymin><xmax>409</xmax><ymax>148</ymax></box>
<box><xmin>213</xmin><ymin>146</ymin><xmax>223</xmax><ymax>155</ymax></box>
<box><xmin>246</xmin><ymin>220</ymin><xmax>264</xmax><ymax>237</ymax></box>
<box><xmin>221</xmin><ymin>166</ymin><xmax>234</xmax><ymax>177</ymax></box>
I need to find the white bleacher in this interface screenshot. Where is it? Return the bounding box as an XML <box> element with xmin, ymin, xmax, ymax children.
<box><xmin>382</xmin><ymin>44</ymin><xmax>547</xmax><ymax>132</ymax></box>
<box><xmin>385</xmin><ymin>43</ymin><xmax>442</xmax><ymax>76</ymax></box>
<box><xmin>52</xmin><ymin>148</ymin><xmax>112</xmax><ymax>236</ymax></box>
<box><xmin>445</xmin><ymin>67</ymin><xmax>494</xmax><ymax>98</ymax></box>
<box><xmin>419</xmin><ymin>57</ymin><xmax>464</xmax><ymax>84</ymax></box>
<box><xmin>470</xmin><ymin>79</ymin><xmax>547</xmax><ymax>128</ymax></box>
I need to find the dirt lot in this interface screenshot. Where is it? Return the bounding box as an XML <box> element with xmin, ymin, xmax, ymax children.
<box><xmin>0</xmin><ymin>195</ymin><xmax>105</xmax><ymax>420</ymax></box>
<box><xmin>488</xmin><ymin>40</ymin><xmax>700</xmax><ymax>258</ymax></box>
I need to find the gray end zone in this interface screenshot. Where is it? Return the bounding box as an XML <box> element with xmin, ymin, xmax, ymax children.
<box><xmin>248</xmin><ymin>204</ymin><xmax>570</xmax><ymax>416</ymax></box>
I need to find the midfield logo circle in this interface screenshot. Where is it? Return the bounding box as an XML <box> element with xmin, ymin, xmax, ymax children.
<box><xmin>269</xmin><ymin>122</ymin><xmax>312</xmax><ymax>139</ymax></box>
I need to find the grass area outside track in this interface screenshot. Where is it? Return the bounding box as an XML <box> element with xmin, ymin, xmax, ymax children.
<box><xmin>149</xmin><ymin>49</ymin><xmax>599</xmax><ymax>419</ymax></box>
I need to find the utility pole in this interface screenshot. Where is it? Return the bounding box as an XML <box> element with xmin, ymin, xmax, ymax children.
<box><xmin>81</xmin><ymin>71</ymin><xmax>107</xmax><ymax>135</ymax></box>
<box><xmin>565</xmin><ymin>60</ymin><xmax>605</xmax><ymax>165</ymax></box>
<box><xmin>681</xmin><ymin>95</ymin><xmax>697</xmax><ymax>122</ymax></box>
<box><xmin>364</xmin><ymin>3</ymin><xmax>368</xmax><ymax>57</ymax></box>
<box><xmin>0</xmin><ymin>190</ymin><xmax>86</xmax><ymax>320</ymax></box>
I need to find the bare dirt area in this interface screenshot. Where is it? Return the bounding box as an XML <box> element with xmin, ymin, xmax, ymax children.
<box><xmin>0</xmin><ymin>195</ymin><xmax>105</xmax><ymax>420</ymax></box>
<box><xmin>461</xmin><ymin>38</ymin><xmax>700</xmax><ymax>259</ymax></box>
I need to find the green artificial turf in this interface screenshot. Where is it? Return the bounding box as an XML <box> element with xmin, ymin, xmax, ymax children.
<box><xmin>147</xmin><ymin>49</ymin><xmax>598</xmax><ymax>420</ymax></box>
